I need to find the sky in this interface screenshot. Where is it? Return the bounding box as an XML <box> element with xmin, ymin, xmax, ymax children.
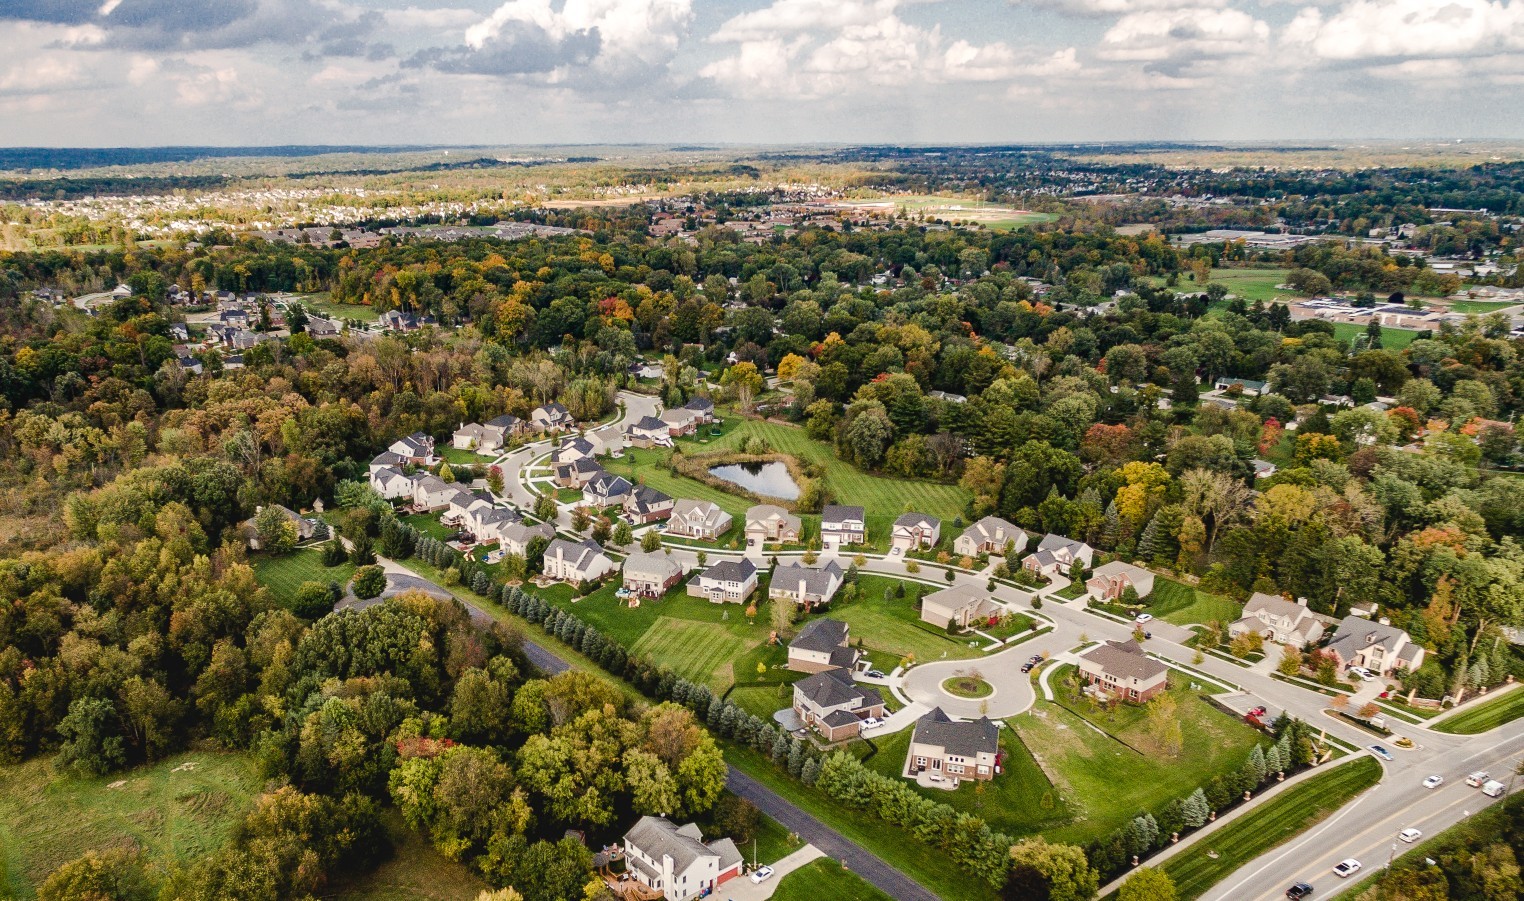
<box><xmin>1</xmin><ymin>0</ymin><xmax>1523</xmax><ymax>146</ymax></box>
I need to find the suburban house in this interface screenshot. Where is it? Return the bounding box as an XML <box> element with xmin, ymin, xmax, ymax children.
<box><xmin>542</xmin><ymin>537</ymin><xmax>616</xmax><ymax>584</ymax></box>
<box><xmin>452</xmin><ymin>422</ymin><xmax>489</xmax><ymax>451</ymax></box>
<box><xmin>688</xmin><ymin>559</ymin><xmax>758</xmax><ymax>604</ymax></box>
<box><xmin>531</xmin><ymin>402</ymin><xmax>574</xmax><ymax>433</ymax></box>
<box><xmin>682</xmin><ymin>397</ymin><xmax>716</xmax><ymax>422</ymax></box>
<box><xmin>820</xmin><ymin>505</ymin><xmax>867</xmax><ymax>548</ymax></box>
<box><xmin>769</xmin><ymin>561</ymin><xmax>845</xmax><ymax>608</ymax></box>
<box><xmin>793</xmin><ymin>667</ymin><xmax>885</xmax><ymax>742</ymax></box>
<box><xmin>583</xmin><ymin>473</ymin><xmax>634</xmax><ymax>508</ymax></box>
<box><xmin>1023</xmin><ymin>534</ymin><xmax>1095</xmax><ymax>578</ymax></box>
<box><xmin>1251</xmin><ymin>459</ymin><xmax>1278</xmax><ymax>479</ymax></box>
<box><xmin>481</xmin><ymin>414</ymin><xmax>526</xmax><ymax>449</ymax></box>
<box><xmin>890</xmin><ymin>512</ymin><xmax>941</xmax><ymax>554</ymax></box>
<box><xmin>469</xmin><ymin>507</ymin><xmax>522</xmax><ymax>545</ymax></box>
<box><xmin>622</xmin><ymin>816</ymin><xmax>742</xmax><ymax>901</ymax></box>
<box><xmin>787</xmin><ymin>618</ymin><xmax>860</xmax><ymax>673</ymax></box>
<box><xmin>625</xmin><ymin>415</ymin><xmax>673</xmax><ymax>447</ymax></box>
<box><xmin>305</xmin><ymin>317</ymin><xmax>340</xmax><ymax>338</ymax></box>
<box><xmin>665</xmin><ymin>500</ymin><xmax>732</xmax><ymax>541</ymax></box>
<box><xmin>411</xmin><ymin>474</ymin><xmax>458</xmax><ymax>512</ymax></box>
<box><xmin>553</xmin><ymin>436</ymin><xmax>597</xmax><ymax>464</ymax></box>
<box><xmin>906</xmin><ymin>708</ymin><xmax>1001</xmax><ymax>783</ymax></box>
<box><xmin>920</xmin><ymin>584</ymin><xmax>1000</xmax><ymax>630</ymax></box>
<box><xmin>241</xmin><ymin>505</ymin><xmax>318</xmax><ymax>550</ymax></box>
<box><xmin>1077</xmin><ymin>640</ymin><xmax>1169</xmax><ymax>703</ymax></box>
<box><xmin>379</xmin><ymin>309</ymin><xmax>420</xmax><ymax>331</ymax></box>
<box><xmin>1323</xmin><ymin>615</ymin><xmax>1425</xmax><ymax>677</ymax></box>
<box><xmin>621</xmin><ymin>552</ymin><xmax>685</xmax><ymax>598</ymax></box>
<box><xmin>554</xmin><ymin>458</ymin><xmax>605</xmax><ymax>489</ymax></box>
<box><xmin>954</xmin><ymin>516</ymin><xmax>1028</xmax><ymax>557</ymax></box>
<box><xmin>1229</xmin><ymin>593</ymin><xmax>1326</xmax><ymax>649</ymax></box>
<box><xmin>623</xmin><ymin>485</ymin><xmax>676</xmax><ymax>524</ymax></box>
<box><xmin>1214</xmin><ymin>376</ymin><xmax>1267</xmax><ymax>396</ymax></box>
<box><xmin>1085</xmin><ymin>561</ymin><xmax>1155</xmax><ymax>602</ymax></box>
<box><xmin>745</xmin><ymin>504</ymin><xmax>801</xmax><ymax>548</ymax></box>
<box><xmin>368</xmin><ymin>451</ymin><xmax>405</xmax><ymax>474</ymax></box>
<box><xmin>388</xmin><ymin>432</ymin><xmax>436</xmax><ymax>465</ymax></box>
<box><xmin>497</xmin><ymin>521</ymin><xmax>555</xmax><ymax>557</ymax></box>
<box><xmin>369</xmin><ymin>466</ymin><xmax>414</xmax><ymax>500</ymax></box>
<box><xmin>660</xmin><ymin>407</ymin><xmax>702</xmax><ymax>436</ymax></box>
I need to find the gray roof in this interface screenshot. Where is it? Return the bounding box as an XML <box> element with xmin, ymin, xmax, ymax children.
<box><xmin>630</xmin><ymin>415</ymin><xmax>668</xmax><ymax>433</ymax></box>
<box><xmin>624</xmin><ymin>816</ymin><xmax>716</xmax><ymax>877</ymax></box>
<box><xmin>587</xmin><ymin>473</ymin><xmax>633</xmax><ymax>497</ymax></box>
<box><xmin>704</xmin><ymin>558</ymin><xmax>756</xmax><ymax>583</ymax></box>
<box><xmin>1080</xmin><ymin>640</ymin><xmax>1167</xmax><ymax>682</ymax></box>
<box><xmin>547</xmin><ymin>537</ymin><xmax>607</xmax><ymax>569</ymax></box>
<box><xmin>772</xmin><ymin>561</ymin><xmax>843</xmax><ymax>596</ymax></box>
<box><xmin>486</xmin><ymin>414</ymin><xmax>520</xmax><ymax>429</ymax></box>
<box><xmin>790</xmin><ymin>617</ymin><xmax>849</xmax><ymax>654</ymax></box>
<box><xmin>623</xmin><ymin>551</ymin><xmax>681</xmax><ymax>580</ymax></box>
<box><xmin>961</xmin><ymin>515</ymin><xmax>1021</xmax><ymax>545</ymax></box>
<box><xmin>795</xmin><ymin>667</ymin><xmax>880</xmax><ymax>709</ymax></box>
<box><xmin>499</xmin><ymin>521</ymin><xmax>555</xmax><ymax>546</ymax></box>
<box><xmin>1326</xmin><ymin>615</ymin><xmax>1413</xmax><ymax>657</ymax></box>
<box><xmin>894</xmin><ymin>512</ymin><xmax>940</xmax><ymax>530</ymax></box>
<box><xmin>1037</xmin><ymin>533</ymin><xmax>1087</xmax><ymax>554</ymax></box>
<box><xmin>371</xmin><ymin>450</ymin><xmax>404</xmax><ymax>467</ymax></box>
<box><xmin>671</xmin><ymin>499</ymin><xmax>728</xmax><ymax>527</ymax></box>
<box><xmin>912</xmin><ymin>707</ymin><xmax>999</xmax><ymax>757</ymax></box>
<box><xmin>683</xmin><ymin>397</ymin><xmax>715</xmax><ymax>412</ymax></box>
<box><xmin>822</xmin><ymin>505</ymin><xmax>865</xmax><ymax>525</ymax></box>
<box><xmin>626</xmin><ymin>484</ymin><xmax>673</xmax><ymax>512</ymax></box>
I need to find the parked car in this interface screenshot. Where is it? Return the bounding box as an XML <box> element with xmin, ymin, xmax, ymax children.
<box><xmin>749</xmin><ymin>865</ymin><xmax>774</xmax><ymax>884</ymax></box>
<box><xmin>1333</xmin><ymin>858</ymin><xmax>1363</xmax><ymax>877</ymax></box>
<box><xmin>1135</xmin><ymin>613</ymin><xmax>1153</xmax><ymax>624</ymax></box>
<box><xmin>1021</xmin><ymin>662</ymin><xmax>1035</xmax><ymax>673</ymax></box>
<box><xmin>1286</xmin><ymin>883</ymin><xmax>1314</xmax><ymax>900</ymax></box>
<box><xmin>1029</xmin><ymin>655</ymin><xmax>1043</xmax><ymax>663</ymax></box>
<box><xmin>1348</xmin><ymin>666</ymin><xmax>1375</xmax><ymax>681</ymax></box>
<box><xmin>865</xmin><ymin>669</ymin><xmax>886</xmax><ymax>679</ymax></box>
<box><xmin>1249</xmin><ymin>706</ymin><xmax>1268</xmax><ymax>717</ymax></box>
<box><xmin>1369</xmin><ymin>745</ymin><xmax>1394</xmax><ymax>761</ymax></box>
<box><xmin>862</xmin><ymin>717</ymin><xmax>882</xmax><ymax>729</ymax></box>
<box><xmin>1400</xmin><ymin>828</ymin><xmax>1423</xmax><ymax>843</ymax></box>
<box><xmin>1467</xmin><ymin>771</ymin><xmax>1490</xmax><ymax>787</ymax></box>
<box><xmin>1423</xmin><ymin>775</ymin><xmax>1444</xmax><ymax>789</ymax></box>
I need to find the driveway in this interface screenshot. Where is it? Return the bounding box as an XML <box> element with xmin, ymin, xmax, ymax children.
<box><xmin>898</xmin><ymin>630</ymin><xmax>1072</xmax><ymax>718</ymax></box>
<box><xmin>718</xmin><ymin>845</ymin><xmax>826</xmax><ymax>901</ymax></box>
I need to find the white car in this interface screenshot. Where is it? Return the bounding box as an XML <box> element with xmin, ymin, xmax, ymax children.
<box><xmin>1422</xmin><ymin>774</ymin><xmax>1444</xmax><ymax>789</ymax></box>
<box><xmin>1400</xmin><ymin>828</ymin><xmax>1423</xmax><ymax>843</ymax></box>
<box><xmin>1333</xmin><ymin>858</ymin><xmax>1363</xmax><ymax>878</ymax></box>
<box><xmin>749</xmin><ymin>865</ymin><xmax>774</xmax><ymax>884</ymax></box>
<box><xmin>1348</xmin><ymin>666</ymin><xmax>1375</xmax><ymax>681</ymax></box>
<box><xmin>1467</xmin><ymin>771</ymin><xmax>1490</xmax><ymax>787</ymax></box>
<box><xmin>862</xmin><ymin>717</ymin><xmax>882</xmax><ymax>729</ymax></box>
<box><xmin>1134</xmin><ymin>613</ymin><xmax>1153</xmax><ymax>624</ymax></box>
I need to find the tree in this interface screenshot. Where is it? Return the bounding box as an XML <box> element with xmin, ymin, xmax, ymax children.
<box><xmin>253</xmin><ymin>505</ymin><xmax>299</xmax><ymax>555</ymax></box>
<box><xmin>612</xmin><ymin>521</ymin><xmax>633</xmax><ymax>546</ymax></box>
<box><xmin>352</xmin><ymin>565</ymin><xmax>387</xmax><ymax>600</ymax></box>
<box><xmin>293</xmin><ymin>581</ymin><xmax>336</xmax><ymax>619</ymax></box>
<box><xmin>350</xmin><ymin>533</ymin><xmax>376</xmax><ymax>566</ymax></box>
<box><xmin>534</xmin><ymin>494</ymin><xmax>558</xmax><ymax>522</ymax></box>
<box><xmin>38</xmin><ymin>848</ymin><xmax>157</xmax><ymax>901</ymax></box>
<box><xmin>1007</xmin><ymin>838</ymin><xmax>1098</xmax><ymax>901</ymax></box>
<box><xmin>57</xmin><ymin>697</ymin><xmax>126</xmax><ymax>777</ymax></box>
<box><xmin>720</xmin><ymin>362</ymin><xmax>765</xmax><ymax>414</ymax></box>
<box><xmin>322</xmin><ymin>537</ymin><xmax>348</xmax><ymax>566</ymax></box>
<box><xmin>640</xmin><ymin>529</ymin><xmax>662</xmax><ymax>552</ymax></box>
<box><xmin>1118</xmin><ymin>868</ymin><xmax>1177</xmax><ymax>901</ymax></box>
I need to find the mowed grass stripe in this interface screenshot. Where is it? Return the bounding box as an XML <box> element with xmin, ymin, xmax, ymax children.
<box><xmin>629</xmin><ymin>620</ymin><xmax>754</xmax><ymax>689</ymax></box>
<box><xmin>253</xmin><ymin>549</ymin><xmax>354</xmax><ymax>607</ymax></box>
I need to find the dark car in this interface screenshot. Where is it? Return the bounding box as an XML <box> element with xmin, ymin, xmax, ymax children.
<box><xmin>1287</xmin><ymin>883</ymin><xmax>1314</xmax><ymax>899</ymax></box>
<box><xmin>1021</xmin><ymin>662</ymin><xmax>1035</xmax><ymax>673</ymax></box>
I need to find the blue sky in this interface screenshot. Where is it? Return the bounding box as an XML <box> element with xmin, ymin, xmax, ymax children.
<box><xmin>1</xmin><ymin>0</ymin><xmax>1521</xmax><ymax>146</ymax></box>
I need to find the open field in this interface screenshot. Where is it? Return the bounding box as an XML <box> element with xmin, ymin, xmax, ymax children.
<box><xmin>1444</xmin><ymin>299</ymin><xmax>1520</xmax><ymax>314</ymax></box>
<box><xmin>629</xmin><ymin>617</ymin><xmax>761</xmax><ymax>690</ymax></box>
<box><xmin>1154</xmin><ymin>757</ymin><xmax>1383</xmax><ymax>901</ymax></box>
<box><xmin>1147</xmin><ymin>577</ymin><xmax>1240</xmax><ymax>627</ymax></box>
<box><xmin>771</xmin><ymin>858</ymin><xmax>897</xmax><ymax>901</ymax></box>
<box><xmin>331</xmin><ymin>811</ymin><xmax>489</xmax><ymax>901</ymax></box>
<box><xmin>1329</xmin><ymin>320</ymin><xmax>1421</xmax><ymax>349</ymax></box>
<box><xmin>1185</xmin><ymin>267</ymin><xmax>1293</xmax><ymax>303</ymax></box>
<box><xmin>252</xmin><ymin>548</ymin><xmax>354</xmax><ymax>609</ymax></box>
<box><xmin>838</xmin><ymin>195</ymin><xmax>1057</xmax><ymax>231</ymax></box>
<box><xmin>0</xmin><ymin>752</ymin><xmax>262</xmax><ymax>900</ymax></box>
<box><xmin>821</xmin><ymin>574</ymin><xmax>983</xmax><ymax>663</ymax></box>
<box><xmin>1431</xmin><ymin>685</ymin><xmax>1524</xmax><ymax>734</ymax></box>
<box><xmin>864</xmin><ymin>725</ymin><xmax>1071</xmax><ymax>838</ymax></box>
<box><xmin>295</xmin><ymin>292</ymin><xmax>381</xmax><ymax>323</ymax></box>
<box><xmin>1014</xmin><ymin>681</ymin><xmax>1262</xmax><ymax>845</ymax></box>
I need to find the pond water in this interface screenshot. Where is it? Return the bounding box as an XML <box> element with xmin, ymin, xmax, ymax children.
<box><xmin>708</xmin><ymin>461</ymin><xmax>800</xmax><ymax>500</ymax></box>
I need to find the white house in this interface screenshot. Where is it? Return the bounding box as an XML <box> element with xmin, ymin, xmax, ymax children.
<box><xmin>1323</xmin><ymin>615</ymin><xmax>1425</xmax><ymax>677</ymax></box>
<box><xmin>542</xmin><ymin>537</ymin><xmax>616</xmax><ymax>584</ymax></box>
<box><xmin>687</xmin><ymin>558</ymin><xmax>758</xmax><ymax>603</ymax></box>
<box><xmin>497</xmin><ymin>521</ymin><xmax>555</xmax><ymax>556</ymax></box>
<box><xmin>954</xmin><ymin>516</ymin><xmax>1028</xmax><ymax>558</ymax></box>
<box><xmin>531</xmin><ymin>402</ymin><xmax>574</xmax><ymax>432</ymax></box>
<box><xmin>411</xmin><ymin>474</ymin><xmax>457</xmax><ymax>512</ymax></box>
<box><xmin>388</xmin><ymin>432</ymin><xmax>436</xmax><ymax>466</ymax></box>
<box><xmin>622</xmin><ymin>816</ymin><xmax>742</xmax><ymax>901</ymax></box>
<box><xmin>622</xmin><ymin>552</ymin><xmax>685</xmax><ymax>598</ymax></box>
<box><xmin>369</xmin><ymin>466</ymin><xmax>414</xmax><ymax>500</ymax></box>
<box><xmin>583</xmin><ymin>473</ymin><xmax>634</xmax><ymax>508</ymax></box>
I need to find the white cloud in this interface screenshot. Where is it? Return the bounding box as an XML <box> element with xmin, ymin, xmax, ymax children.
<box><xmin>0</xmin><ymin>56</ymin><xmax>86</xmax><ymax>95</ymax></box>
<box><xmin>1100</xmin><ymin>7</ymin><xmax>1270</xmax><ymax>63</ymax></box>
<box><xmin>1014</xmin><ymin>0</ymin><xmax>1203</xmax><ymax>13</ymax></box>
<box><xmin>464</xmin><ymin>0</ymin><xmax>692</xmax><ymax>69</ymax></box>
<box><xmin>1282</xmin><ymin>0</ymin><xmax>1524</xmax><ymax>61</ymax></box>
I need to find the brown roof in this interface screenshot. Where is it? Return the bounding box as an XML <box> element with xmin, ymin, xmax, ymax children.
<box><xmin>1079</xmin><ymin>640</ymin><xmax>1168</xmax><ymax>683</ymax></box>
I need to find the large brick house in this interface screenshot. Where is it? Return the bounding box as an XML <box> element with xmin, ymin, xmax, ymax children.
<box><xmin>1085</xmin><ymin>561</ymin><xmax>1155</xmax><ymax>602</ymax></box>
<box><xmin>687</xmin><ymin>559</ymin><xmax>758</xmax><ymax>603</ymax></box>
<box><xmin>1077</xmin><ymin>640</ymin><xmax>1168</xmax><ymax>703</ymax></box>
<box><xmin>745</xmin><ymin>504</ymin><xmax>801</xmax><ymax>548</ymax></box>
<box><xmin>906</xmin><ymin>708</ymin><xmax>1001</xmax><ymax>783</ymax></box>
<box><xmin>793</xmin><ymin>668</ymin><xmax>884</xmax><ymax>742</ymax></box>
<box><xmin>890</xmin><ymin>513</ymin><xmax>941</xmax><ymax>554</ymax></box>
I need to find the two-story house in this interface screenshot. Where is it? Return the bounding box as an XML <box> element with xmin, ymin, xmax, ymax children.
<box><xmin>1076</xmin><ymin>640</ymin><xmax>1168</xmax><ymax>703</ymax></box>
<box><xmin>1323</xmin><ymin>615</ymin><xmax>1425</xmax><ymax>677</ymax></box>
<box><xmin>682</xmin><ymin>397</ymin><xmax>716</xmax><ymax>423</ymax></box>
<box><xmin>665</xmin><ymin>500</ymin><xmax>732</xmax><ymax>541</ymax></box>
<box><xmin>1085</xmin><ymin>561</ymin><xmax>1155</xmax><ymax>602</ymax></box>
<box><xmin>820</xmin><ymin>505</ymin><xmax>866</xmax><ymax>549</ymax></box>
<box><xmin>1023</xmin><ymin>533</ymin><xmax>1095</xmax><ymax>579</ymax></box>
<box><xmin>660</xmin><ymin>407</ymin><xmax>702</xmax><ymax>436</ymax></box>
<box><xmin>688</xmin><ymin>559</ymin><xmax>758</xmax><ymax>604</ymax></box>
<box><xmin>786</xmin><ymin>618</ymin><xmax>859</xmax><ymax>673</ymax></box>
<box><xmin>905</xmin><ymin>707</ymin><xmax>1001</xmax><ymax>783</ymax></box>
<box><xmin>542</xmin><ymin>537</ymin><xmax>616</xmax><ymax>584</ymax></box>
<box><xmin>554</xmin><ymin>458</ymin><xmax>605</xmax><ymax>489</ymax></box>
<box><xmin>496</xmin><ymin>521</ymin><xmax>555</xmax><ymax>557</ymax></box>
<box><xmin>583</xmin><ymin>473</ymin><xmax>634</xmax><ymax>508</ymax></box>
<box><xmin>625</xmin><ymin>415</ymin><xmax>673</xmax><ymax>448</ymax></box>
<box><xmin>530</xmin><ymin>402</ymin><xmax>574</xmax><ymax>433</ymax></box>
<box><xmin>769</xmin><ymin>561</ymin><xmax>844</xmax><ymax>609</ymax></box>
<box><xmin>793</xmin><ymin>667</ymin><xmax>884</xmax><ymax>742</ymax></box>
<box><xmin>553</xmin><ymin>436</ymin><xmax>597</xmax><ymax>465</ymax></box>
<box><xmin>369</xmin><ymin>466</ymin><xmax>414</xmax><ymax>500</ymax></box>
<box><xmin>388</xmin><ymin>432</ymin><xmax>436</xmax><ymax>466</ymax></box>
<box><xmin>953</xmin><ymin>516</ymin><xmax>1028</xmax><ymax>558</ymax></box>
<box><xmin>1229</xmin><ymin>592</ymin><xmax>1326</xmax><ymax>649</ymax></box>
<box><xmin>621</xmin><ymin>552</ymin><xmax>684</xmax><ymax>599</ymax></box>
<box><xmin>745</xmin><ymin>504</ymin><xmax>801</xmax><ymax>549</ymax></box>
<box><xmin>410</xmin><ymin>474</ymin><xmax>457</xmax><ymax>512</ymax></box>
<box><xmin>623</xmin><ymin>485</ymin><xmax>676</xmax><ymax>524</ymax></box>
<box><xmin>622</xmin><ymin>816</ymin><xmax>742</xmax><ymax>901</ymax></box>
<box><xmin>890</xmin><ymin>513</ymin><xmax>941</xmax><ymax>554</ymax></box>
<box><xmin>919</xmin><ymin>584</ymin><xmax>998</xmax><ymax>630</ymax></box>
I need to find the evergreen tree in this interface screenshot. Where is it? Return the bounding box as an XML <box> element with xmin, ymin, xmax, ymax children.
<box><xmin>801</xmin><ymin>757</ymin><xmax>821</xmax><ymax>785</ymax></box>
<box><xmin>1181</xmin><ymin>788</ymin><xmax>1210</xmax><ymax>828</ymax></box>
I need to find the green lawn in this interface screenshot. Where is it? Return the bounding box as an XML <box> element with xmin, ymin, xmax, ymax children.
<box><xmin>0</xmin><ymin>752</ymin><xmax>262</xmax><ymax>900</ymax></box>
<box><xmin>1014</xmin><ymin>681</ymin><xmax>1263</xmax><ymax>845</ymax></box>
<box><xmin>252</xmin><ymin>548</ymin><xmax>355</xmax><ymax>609</ymax></box>
<box><xmin>771</xmin><ymin>858</ymin><xmax>896</xmax><ymax>901</ymax></box>
<box><xmin>1330</xmin><ymin>321</ymin><xmax>1420</xmax><ymax>349</ymax></box>
<box><xmin>438</xmin><ymin>445</ymin><xmax>490</xmax><ymax>466</ymax></box>
<box><xmin>1431</xmin><ymin>686</ymin><xmax>1524</xmax><ymax>734</ymax></box>
<box><xmin>1147</xmin><ymin>577</ymin><xmax>1240</xmax><ymax>627</ymax></box>
<box><xmin>863</xmin><ymin>726</ymin><xmax>1071</xmax><ymax>838</ymax></box>
<box><xmin>630</xmin><ymin>618</ymin><xmax>763</xmax><ymax>690</ymax></box>
<box><xmin>403</xmin><ymin>513</ymin><xmax>457</xmax><ymax>540</ymax></box>
<box><xmin>296</xmin><ymin>293</ymin><xmax>380</xmax><ymax>323</ymax></box>
<box><xmin>1156</xmin><ymin>757</ymin><xmax>1383</xmax><ymax>901</ymax></box>
<box><xmin>823</xmin><ymin>574</ymin><xmax>982</xmax><ymax>664</ymax></box>
<box><xmin>1446</xmin><ymin>299</ymin><xmax>1520</xmax><ymax>314</ymax></box>
<box><xmin>1195</xmin><ymin>268</ymin><xmax>1293</xmax><ymax>303</ymax></box>
<box><xmin>330</xmin><ymin>810</ymin><xmax>488</xmax><ymax>901</ymax></box>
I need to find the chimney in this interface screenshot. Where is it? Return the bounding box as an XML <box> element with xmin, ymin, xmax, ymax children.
<box><xmin>1296</xmin><ymin>597</ymin><xmax>1308</xmax><ymax>607</ymax></box>
<box><xmin>1378</xmin><ymin>617</ymin><xmax>1391</xmax><ymax>626</ymax></box>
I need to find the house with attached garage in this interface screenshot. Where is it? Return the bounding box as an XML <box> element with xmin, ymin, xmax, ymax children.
<box><xmin>688</xmin><ymin>558</ymin><xmax>757</xmax><ymax>603</ymax></box>
<box><xmin>388</xmin><ymin>432</ymin><xmax>437</xmax><ymax>466</ymax></box>
<box><xmin>665</xmin><ymin>500</ymin><xmax>732</xmax><ymax>541</ymax></box>
<box><xmin>1323</xmin><ymin>615</ymin><xmax>1424</xmax><ymax>677</ymax></box>
<box><xmin>410</xmin><ymin>474</ymin><xmax>457</xmax><ymax>512</ymax></box>
<box><xmin>792</xmin><ymin>667</ymin><xmax>884</xmax><ymax>742</ymax></box>
<box><xmin>582</xmin><ymin>473</ymin><xmax>633</xmax><ymax>508</ymax></box>
<box><xmin>554</xmin><ymin>458</ymin><xmax>604</xmax><ymax>489</ymax></box>
<box><xmin>305</xmin><ymin>316</ymin><xmax>340</xmax><ymax>338</ymax></box>
<box><xmin>1022</xmin><ymin>533</ymin><xmax>1095</xmax><ymax>579</ymax></box>
<box><xmin>769</xmin><ymin>561</ymin><xmax>844</xmax><ymax>609</ymax></box>
<box><xmin>542</xmin><ymin>537</ymin><xmax>616</xmax><ymax>584</ymax></box>
<box><xmin>906</xmin><ymin>707</ymin><xmax>1001</xmax><ymax>783</ymax></box>
<box><xmin>480</xmin><ymin>414</ymin><xmax>526</xmax><ymax>449</ymax></box>
<box><xmin>786</xmin><ymin>617</ymin><xmax>860</xmax><ymax>673</ymax></box>
<box><xmin>369</xmin><ymin>466</ymin><xmax>414</xmax><ymax>500</ymax></box>
<box><xmin>621</xmin><ymin>552</ymin><xmax>685</xmax><ymax>598</ymax></box>
<box><xmin>1229</xmin><ymin>592</ymin><xmax>1326</xmax><ymax>649</ymax></box>
<box><xmin>1077</xmin><ymin>639</ymin><xmax>1168</xmax><ymax>703</ymax></box>
<box><xmin>660</xmin><ymin>406</ymin><xmax>702</xmax><ymax>436</ymax></box>
<box><xmin>890</xmin><ymin>512</ymin><xmax>941</xmax><ymax>553</ymax></box>
<box><xmin>452</xmin><ymin>422</ymin><xmax>489</xmax><ymax>451</ymax></box>
<box><xmin>530</xmin><ymin>402</ymin><xmax>574</xmax><ymax>433</ymax></box>
<box><xmin>920</xmin><ymin>584</ymin><xmax>1000</xmax><ymax>630</ymax></box>
<box><xmin>625</xmin><ymin>415</ymin><xmax>673</xmax><ymax>448</ymax></box>
<box><xmin>954</xmin><ymin>515</ymin><xmax>1027</xmax><ymax>558</ymax></box>
<box><xmin>553</xmin><ymin>436</ymin><xmax>597</xmax><ymax>465</ymax></box>
<box><xmin>240</xmin><ymin>505</ymin><xmax>319</xmax><ymax>550</ymax></box>
<box><xmin>496</xmin><ymin>521</ymin><xmax>555</xmax><ymax>557</ymax></box>
<box><xmin>623</xmin><ymin>484</ymin><xmax>676</xmax><ymax>524</ymax></box>
<box><xmin>745</xmin><ymin>504</ymin><xmax>801</xmax><ymax>548</ymax></box>
<box><xmin>1085</xmin><ymin>561</ymin><xmax>1155</xmax><ymax>602</ymax></box>
<box><xmin>820</xmin><ymin>505</ymin><xmax>866</xmax><ymax>548</ymax></box>
<box><xmin>622</xmin><ymin>816</ymin><xmax>742</xmax><ymax>901</ymax></box>
<box><xmin>682</xmin><ymin>396</ymin><xmax>716</xmax><ymax>423</ymax></box>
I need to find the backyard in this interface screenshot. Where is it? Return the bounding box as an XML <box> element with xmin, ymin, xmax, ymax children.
<box><xmin>252</xmin><ymin>547</ymin><xmax>355</xmax><ymax>609</ymax></box>
<box><xmin>771</xmin><ymin>859</ymin><xmax>896</xmax><ymax>901</ymax></box>
<box><xmin>1146</xmin><ymin>577</ymin><xmax>1241</xmax><ymax>627</ymax></box>
<box><xmin>1013</xmin><ymin>678</ymin><xmax>1263</xmax><ymax>845</ymax></box>
<box><xmin>821</xmin><ymin>574</ymin><xmax>985</xmax><ymax>664</ymax></box>
<box><xmin>294</xmin><ymin>292</ymin><xmax>380</xmax><ymax>323</ymax></box>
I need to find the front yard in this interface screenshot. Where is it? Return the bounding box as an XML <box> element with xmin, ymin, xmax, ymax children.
<box><xmin>252</xmin><ymin>548</ymin><xmax>354</xmax><ymax>608</ymax></box>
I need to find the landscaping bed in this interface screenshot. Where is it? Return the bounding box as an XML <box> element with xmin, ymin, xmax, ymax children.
<box><xmin>943</xmin><ymin>675</ymin><xmax>994</xmax><ymax>698</ymax></box>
